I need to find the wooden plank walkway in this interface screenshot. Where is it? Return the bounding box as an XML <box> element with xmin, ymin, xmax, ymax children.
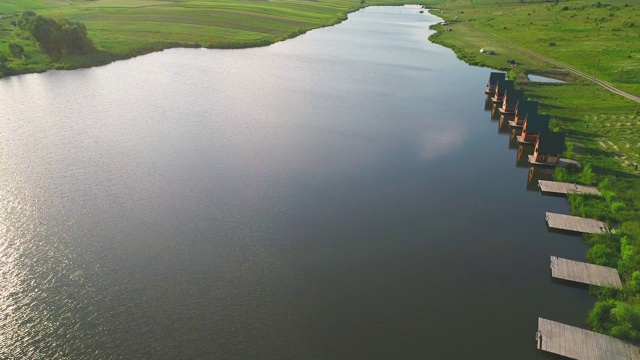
<box><xmin>516</xmin><ymin>134</ymin><xmax>534</xmax><ymax>145</ymax></box>
<box><xmin>508</xmin><ymin>120</ymin><xmax>523</xmax><ymax>128</ymax></box>
<box><xmin>537</xmin><ymin>318</ymin><xmax>640</xmax><ymax>360</ymax></box>
<box><xmin>539</xmin><ymin>180</ymin><xmax>602</xmax><ymax>196</ymax></box>
<box><xmin>528</xmin><ymin>155</ymin><xmax>579</xmax><ymax>167</ymax></box>
<box><xmin>550</xmin><ymin>256</ymin><xmax>622</xmax><ymax>288</ymax></box>
<box><xmin>545</xmin><ymin>212</ymin><xmax>609</xmax><ymax>234</ymax></box>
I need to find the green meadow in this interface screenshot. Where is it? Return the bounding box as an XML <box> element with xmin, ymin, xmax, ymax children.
<box><xmin>0</xmin><ymin>0</ymin><xmax>409</xmax><ymax>75</ymax></box>
<box><xmin>428</xmin><ymin>0</ymin><xmax>640</xmax><ymax>94</ymax></box>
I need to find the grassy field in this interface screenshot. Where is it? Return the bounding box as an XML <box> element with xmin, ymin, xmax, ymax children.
<box><xmin>427</xmin><ymin>0</ymin><xmax>640</xmax><ymax>343</ymax></box>
<box><xmin>429</xmin><ymin>0</ymin><xmax>640</xmax><ymax>95</ymax></box>
<box><xmin>0</xmin><ymin>0</ymin><xmax>411</xmax><ymax>76</ymax></box>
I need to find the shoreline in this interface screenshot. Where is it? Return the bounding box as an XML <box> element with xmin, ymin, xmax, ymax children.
<box><xmin>426</xmin><ymin>0</ymin><xmax>640</xmax><ymax>346</ymax></box>
<box><xmin>0</xmin><ymin>2</ymin><xmax>417</xmax><ymax>80</ymax></box>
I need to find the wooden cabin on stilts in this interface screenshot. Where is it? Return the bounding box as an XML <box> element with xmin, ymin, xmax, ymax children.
<box><xmin>498</xmin><ymin>88</ymin><xmax>524</xmax><ymax>115</ymax></box>
<box><xmin>517</xmin><ymin>114</ymin><xmax>550</xmax><ymax>145</ymax></box>
<box><xmin>491</xmin><ymin>79</ymin><xmax>515</xmax><ymax>104</ymax></box>
<box><xmin>509</xmin><ymin>100</ymin><xmax>539</xmax><ymax>128</ymax></box>
<box><xmin>485</xmin><ymin>72</ymin><xmax>506</xmax><ymax>95</ymax></box>
<box><xmin>528</xmin><ymin>131</ymin><xmax>566</xmax><ymax>166</ymax></box>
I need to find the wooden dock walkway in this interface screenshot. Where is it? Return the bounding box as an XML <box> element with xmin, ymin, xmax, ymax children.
<box><xmin>527</xmin><ymin>155</ymin><xmax>579</xmax><ymax>167</ymax></box>
<box><xmin>545</xmin><ymin>212</ymin><xmax>609</xmax><ymax>234</ymax></box>
<box><xmin>508</xmin><ymin>120</ymin><xmax>523</xmax><ymax>128</ymax></box>
<box><xmin>539</xmin><ymin>180</ymin><xmax>601</xmax><ymax>196</ymax></box>
<box><xmin>516</xmin><ymin>134</ymin><xmax>534</xmax><ymax>145</ymax></box>
<box><xmin>550</xmin><ymin>256</ymin><xmax>622</xmax><ymax>288</ymax></box>
<box><xmin>536</xmin><ymin>318</ymin><xmax>640</xmax><ymax>360</ymax></box>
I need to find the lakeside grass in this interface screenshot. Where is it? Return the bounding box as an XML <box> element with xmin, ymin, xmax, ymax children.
<box><xmin>427</xmin><ymin>0</ymin><xmax>640</xmax><ymax>343</ymax></box>
<box><xmin>429</xmin><ymin>0</ymin><xmax>640</xmax><ymax>95</ymax></box>
<box><xmin>0</xmin><ymin>0</ymin><xmax>411</xmax><ymax>76</ymax></box>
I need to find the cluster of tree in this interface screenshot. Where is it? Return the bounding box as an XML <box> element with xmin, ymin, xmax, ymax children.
<box><xmin>0</xmin><ymin>52</ymin><xmax>7</xmax><ymax>76</ymax></box>
<box><xmin>16</xmin><ymin>11</ymin><xmax>94</xmax><ymax>54</ymax></box>
<box><xmin>8</xmin><ymin>42</ymin><xmax>24</xmax><ymax>59</ymax></box>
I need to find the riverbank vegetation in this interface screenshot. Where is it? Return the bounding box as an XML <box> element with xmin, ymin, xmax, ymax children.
<box><xmin>0</xmin><ymin>0</ymin><xmax>409</xmax><ymax>77</ymax></box>
<box><xmin>16</xmin><ymin>12</ymin><xmax>95</xmax><ymax>54</ymax></box>
<box><xmin>426</xmin><ymin>0</ymin><xmax>640</xmax><ymax>343</ymax></box>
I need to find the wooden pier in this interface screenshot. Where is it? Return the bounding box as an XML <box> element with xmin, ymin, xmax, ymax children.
<box><xmin>508</xmin><ymin>120</ymin><xmax>523</xmax><ymax>128</ymax></box>
<box><xmin>528</xmin><ymin>155</ymin><xmax>579</xmax><ymax>167</ymax></box>
<box><xmin>538</xmin><ymin>180</ymin><xmax>601</xmax><ymax>196</ymax></box>
<box><xmin>516</xmin><ymin>134</ymin><xmax>534</xmax><ymax>145</ymax></box>
<box><xmin>550</xmin><ymin>256</ymin><xmax>622</xmax><ymax>288</ymax></box>
<box><xmin>545</xmin><ymin>212</ymin><xmax>609</xmax><ymax>234</ymax></box>
<box><xmin>536</xmin><ymin>318</ymin><xmax>640</xmax><ymax>360</ymax></box>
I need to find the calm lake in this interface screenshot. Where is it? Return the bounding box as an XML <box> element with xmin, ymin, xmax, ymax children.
<box><xmin>0</xmin><ymin>6</ymin><xmax>592</xmax><ymax>359</ymax></box>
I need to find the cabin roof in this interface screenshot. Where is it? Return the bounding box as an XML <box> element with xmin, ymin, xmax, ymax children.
<box><xmin>516</xmin><ymin>100</ymin><xmax>539</xmax><ymax>117</ymax></box>
<box><xmin>488</xmin><ymin>72</ymin><xmax>506</xmax><ymax>85</ymax></box>
<box><xmin>537</xmin><ymin>131</ymin><xmax>566</xmax><ymax>154</ymax></box>
<box><xmin>495</xmin><ymin>79</ymin><xmax>515</xmax><ymax>95</ymax></box>
<box><xmin>525</xmin><ymin>114</ymin><xmax>550</xmax><ymax>133</ymax></box>
<box><xmin>504</xmin><ymin>89</ymin><xmax>524</xmax><ymax>105</ymax></box>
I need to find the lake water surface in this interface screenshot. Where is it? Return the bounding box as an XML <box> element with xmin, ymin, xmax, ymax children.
<box><xmin>0</xmin><ymin>6</ymin><xmax>592</xmax><ymax>359</ymax></box>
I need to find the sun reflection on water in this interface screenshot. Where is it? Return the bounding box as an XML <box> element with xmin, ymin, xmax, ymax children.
<box><xmin>0</xmin><ymin>175</ymin><xmax>86</xmax><ymax>358</ymax></box>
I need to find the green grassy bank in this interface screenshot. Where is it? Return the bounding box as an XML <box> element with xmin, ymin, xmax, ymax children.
<box><xmin>0</xmin><ymin>0</ymin><xmax>409</xmax><ymax>77</ymax></box>
<box><xmin>427</xmin><ymin>0</ymin><xmax>640</xmax><ymax>343</ymax></box>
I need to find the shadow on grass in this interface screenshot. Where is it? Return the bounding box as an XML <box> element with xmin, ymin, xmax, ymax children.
<box><xmin>565</xmin><ymin>129</ymin><xmax>599</xmax><ymax>138</ymax></box>
<box><xmin>590</xmin><ymin>165</ymin><xmax>640</xmax><ymax>180</ymax></box>
<box><xmin>554</xmin><ymin>115</ymin><xmax>579</xmax><ymax>123</ymax></box>
<box><xmin>526</xmin><ymin>93</ymin><xmax>555</xmax><ymax>100</ymax></box>
<box><xmin>539</xmin><ymin>103</ymin><xmax>565</xmax><ymax>110</ymax></box>
<box><xmin>574</xmin><ymin>145</ymin><xmax>617</xmax><ymax>159</ymax></box>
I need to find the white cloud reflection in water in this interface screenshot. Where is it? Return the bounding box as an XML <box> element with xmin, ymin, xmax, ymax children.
<box><xmin>417</xmin><ymin>120</ymin><xmax>468</xmax><ymax>161</ymax></box>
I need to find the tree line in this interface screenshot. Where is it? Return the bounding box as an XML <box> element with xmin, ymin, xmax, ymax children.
<box><xmin>16</xmin><ymin>11</ymin><xmax>95</xmax><ymax>54</ymax></box>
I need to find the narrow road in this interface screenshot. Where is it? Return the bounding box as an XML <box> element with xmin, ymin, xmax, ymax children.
<box><xmin>479</xmin><ymin>28</ymin><xmax>640</xmax><ymax>104</ymax></box>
